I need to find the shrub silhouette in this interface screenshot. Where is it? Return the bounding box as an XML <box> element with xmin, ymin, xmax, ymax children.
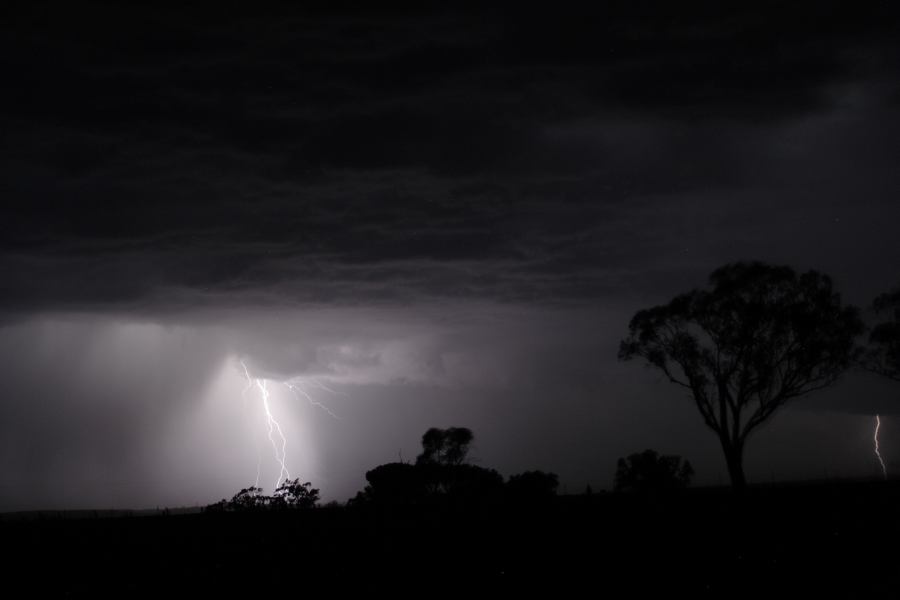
<box><xmin>361</xmin><ymin>462</ymin><xmax>426</xmax><ymax>505</ymax></box>
<box><xmin>506</xmin><ymin>470</ymin><xmax>559</xmax><ymax>502</ymax></box>
<box><xmin>205</xmin><ymin>486</ymin><xmax>267</xmax><ymax>512</ymax></box>
<box><xmin>205</xmin><ymin>480</ymin><xmax>319</xmax><ymax>512</ymax></box>
<box><xmin>354</xmin><ymin>426</ymin><xmax>502</xmax><ymax>506</ymax></box>
<box><xmin>614</xmin><ymin>449</ymin><xmax>693</xmax><ymax>493</ymax></box>
<box><xmin>438</xmin><ymin>463</ymin><xmax>503</xmax><ymax>500</ymax></box>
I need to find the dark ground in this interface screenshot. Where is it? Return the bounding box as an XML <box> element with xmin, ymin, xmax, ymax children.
<box><xmin>4</xmin><ymin>480</ymin><xmax>900</xmax><ymax>596</ymax></box>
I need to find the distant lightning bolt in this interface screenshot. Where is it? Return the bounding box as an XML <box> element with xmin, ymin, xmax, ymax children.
<box><xmin>257</xmin><ymin>379</ymin><xmax>291</xmax><ymax>488</ymax></box>
<box><xmin>239</xmin><ymin>361</ymin><xmax>262</xmax><ymax>488</ymax></box>
<box><xmin>875</xmin><ymin>415</ymin><xmax>887</xmax><ymax>480</ymax></box>
<box><xmin>240</xmin><ymin>360</ymin><xmax>290</xmax><ymax>489</ymax></box>
<box><xmin>237</xmin><ymin>359</ymin><xmax>340</xmax><ymax>491</ymax></box>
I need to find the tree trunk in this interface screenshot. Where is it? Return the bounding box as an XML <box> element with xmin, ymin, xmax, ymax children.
<box><xmin>722</xmin><ymin>439</ymin><xmax>747</xmax><ymax>492</ymax></box>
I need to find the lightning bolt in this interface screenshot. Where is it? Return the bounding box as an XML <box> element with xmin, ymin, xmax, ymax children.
<box><xmin>257</xmin><ymin>379</ymin><xmax>291</xmax><ymax>488</ymax></box>
<box><xmin>239</xmin><ymin>361</ymin><xmax>262</xmax><ymax>488</ymax></box>
<box><xmin>240</xmin><ymin>360</ymin><xmax>290</xmax><ymax>489</ymax></box>
<box><xmin>284</xmin><ymin>379</ymin><xmax>341</xmax><ymax>420</ymax></box>
<box><xmin>237</xmin><ymin>359</ymin><xmax>340</xmax><ymax>491</ymax></box>
<box><xmin>875</xmin><ymin>414</ymin><xmax>887</xmax><ymax>480</ymax></box>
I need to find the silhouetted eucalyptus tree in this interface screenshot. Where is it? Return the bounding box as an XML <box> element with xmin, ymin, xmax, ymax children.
<box><xmin>865</xmin><ymin>287</ymin><xmax>900</xmax><ymax>383</ymax></box>
<box><xmin>416</xmin><ymin>427</ymin><xmax>473</xmax><ymax>466</ymax></box>
<box><xmin>272</xmin><ymin>478</ymin><xmax>320</xmax><ymax>509</ymax></box>
<box><xmin>619</xmin><ymin>262</ymin><xmax>863</xmax><ymax>491</ymax></box>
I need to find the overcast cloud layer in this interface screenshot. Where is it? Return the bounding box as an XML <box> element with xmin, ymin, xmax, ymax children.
<box><xmin>1</xmin><ymin>3</ymin><xmax>900</xmax><ymax>509</ymax></box>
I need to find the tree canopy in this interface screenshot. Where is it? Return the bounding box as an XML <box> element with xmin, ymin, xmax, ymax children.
<box><xmin>619</xmin><ymin>261</ymin><xmax>863</xmax><ymax>490</ymax></box>
<box><xmin>865</xmin><ymin>287</ymin><xmax>900</xmax><ymax>383</ymax></box>
<box><xmin>206</xmin><ymin>479</ymin><xmax>320</xmax><ymax>512</ymax></box>
<box><xmin>272</xmin><ymin>478</ymin><xmax>320</xmax><ymax>509</ymax></box>
<box><xmin>416</xmin><ymin>426</ymin><xmax>473</xmax><ymax>466</ymax></box>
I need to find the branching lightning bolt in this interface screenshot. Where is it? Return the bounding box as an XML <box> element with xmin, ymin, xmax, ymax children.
<box><xmin>238</xmin><ymin>359</ymin><xmax>340</xmax><ymax>491</ymax></box>
<box><xmin>284</xmin><ymin>379</ymin><xmax>341</xmax><ymax>420</ymax></box>
<box><xmin>239</xmin><ymin>362</ymin><xmax>262</xmax><ymax>488</ymax></box>
<box><xmin>257</xmin><ymin>379</ymin><xmax>291</xmax><ymax>488</ymax></box>
<box><xmin>875</xmin><ymin>414</ymin><xmax>887</xmax><ymax>480</ymax></box>
<box><xmin>241</xmin><ymin>360</ymin><xmax>290</xmax><ymax>489</ymax></box>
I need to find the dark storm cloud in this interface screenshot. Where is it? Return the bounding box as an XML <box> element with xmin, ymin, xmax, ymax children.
<box><xmin>3</xmin><ymin>2</ymin><xmax>900</xmax><ymax>315</ymax></box>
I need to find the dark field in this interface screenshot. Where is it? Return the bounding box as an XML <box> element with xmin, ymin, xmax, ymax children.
<box><xmin>4</xmin><ymin>481</ymin><xmax>900</xmax><ymax>596</ymax></box>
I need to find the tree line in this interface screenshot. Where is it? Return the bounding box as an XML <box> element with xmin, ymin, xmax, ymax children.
<box><xmin>208</xmin><ymin>260</ymin><xmax>900</xmax><ymax>509</ymax></box>
<box><xmin>206</xmin><ymin>425</ymin><xmax>695</xmax><ymax>513</ymax></box>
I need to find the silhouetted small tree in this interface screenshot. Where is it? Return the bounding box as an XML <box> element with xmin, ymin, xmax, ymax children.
<box><xmin>865</xmin><ymin>287</ymin><xmax>900</xmax><ymax>382</ymax></box>
<box><xmin>619</xmin><ymin>261</ymin><xmax>863</xmax><ymax>491</ymax></box>
<box><xmin>614</xmin><ymin>449</ymin><xmax>693</xmax><ymax>493</ymax></box>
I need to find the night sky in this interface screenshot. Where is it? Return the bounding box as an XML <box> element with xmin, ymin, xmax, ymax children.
<box><xmin>2</xmin><ymin>3</ymin><xmax>900</xmax><ymax>510</ymax></box>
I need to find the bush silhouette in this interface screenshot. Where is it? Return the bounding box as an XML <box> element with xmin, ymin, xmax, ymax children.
<box><xmin>206</xmin><ymin>480</ymin><xmax>319</xmax><ymax>512</ymax></box>
<box><xmin>614</xmin><ymin>449</ymin><xmax>693</xmax><ymax>494</ymax></box>
<box><xmin>506</xmin><ymin>470</ymin><xmax>559</xmax><ymax>502</ymax></box>
<box><xmin>361</xmin><ymin>462</ymin><xmax>426</xmax><ymax>505</ymax></box>
<box><xmin>438</xmin><ymin>463</ymin><xmax>504</xmax><ymax>500</ymax></box>
<box><xmin>353</xmin><ymin>426</ymin><xmax>504</xmax><ymax>506</ymax></box>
